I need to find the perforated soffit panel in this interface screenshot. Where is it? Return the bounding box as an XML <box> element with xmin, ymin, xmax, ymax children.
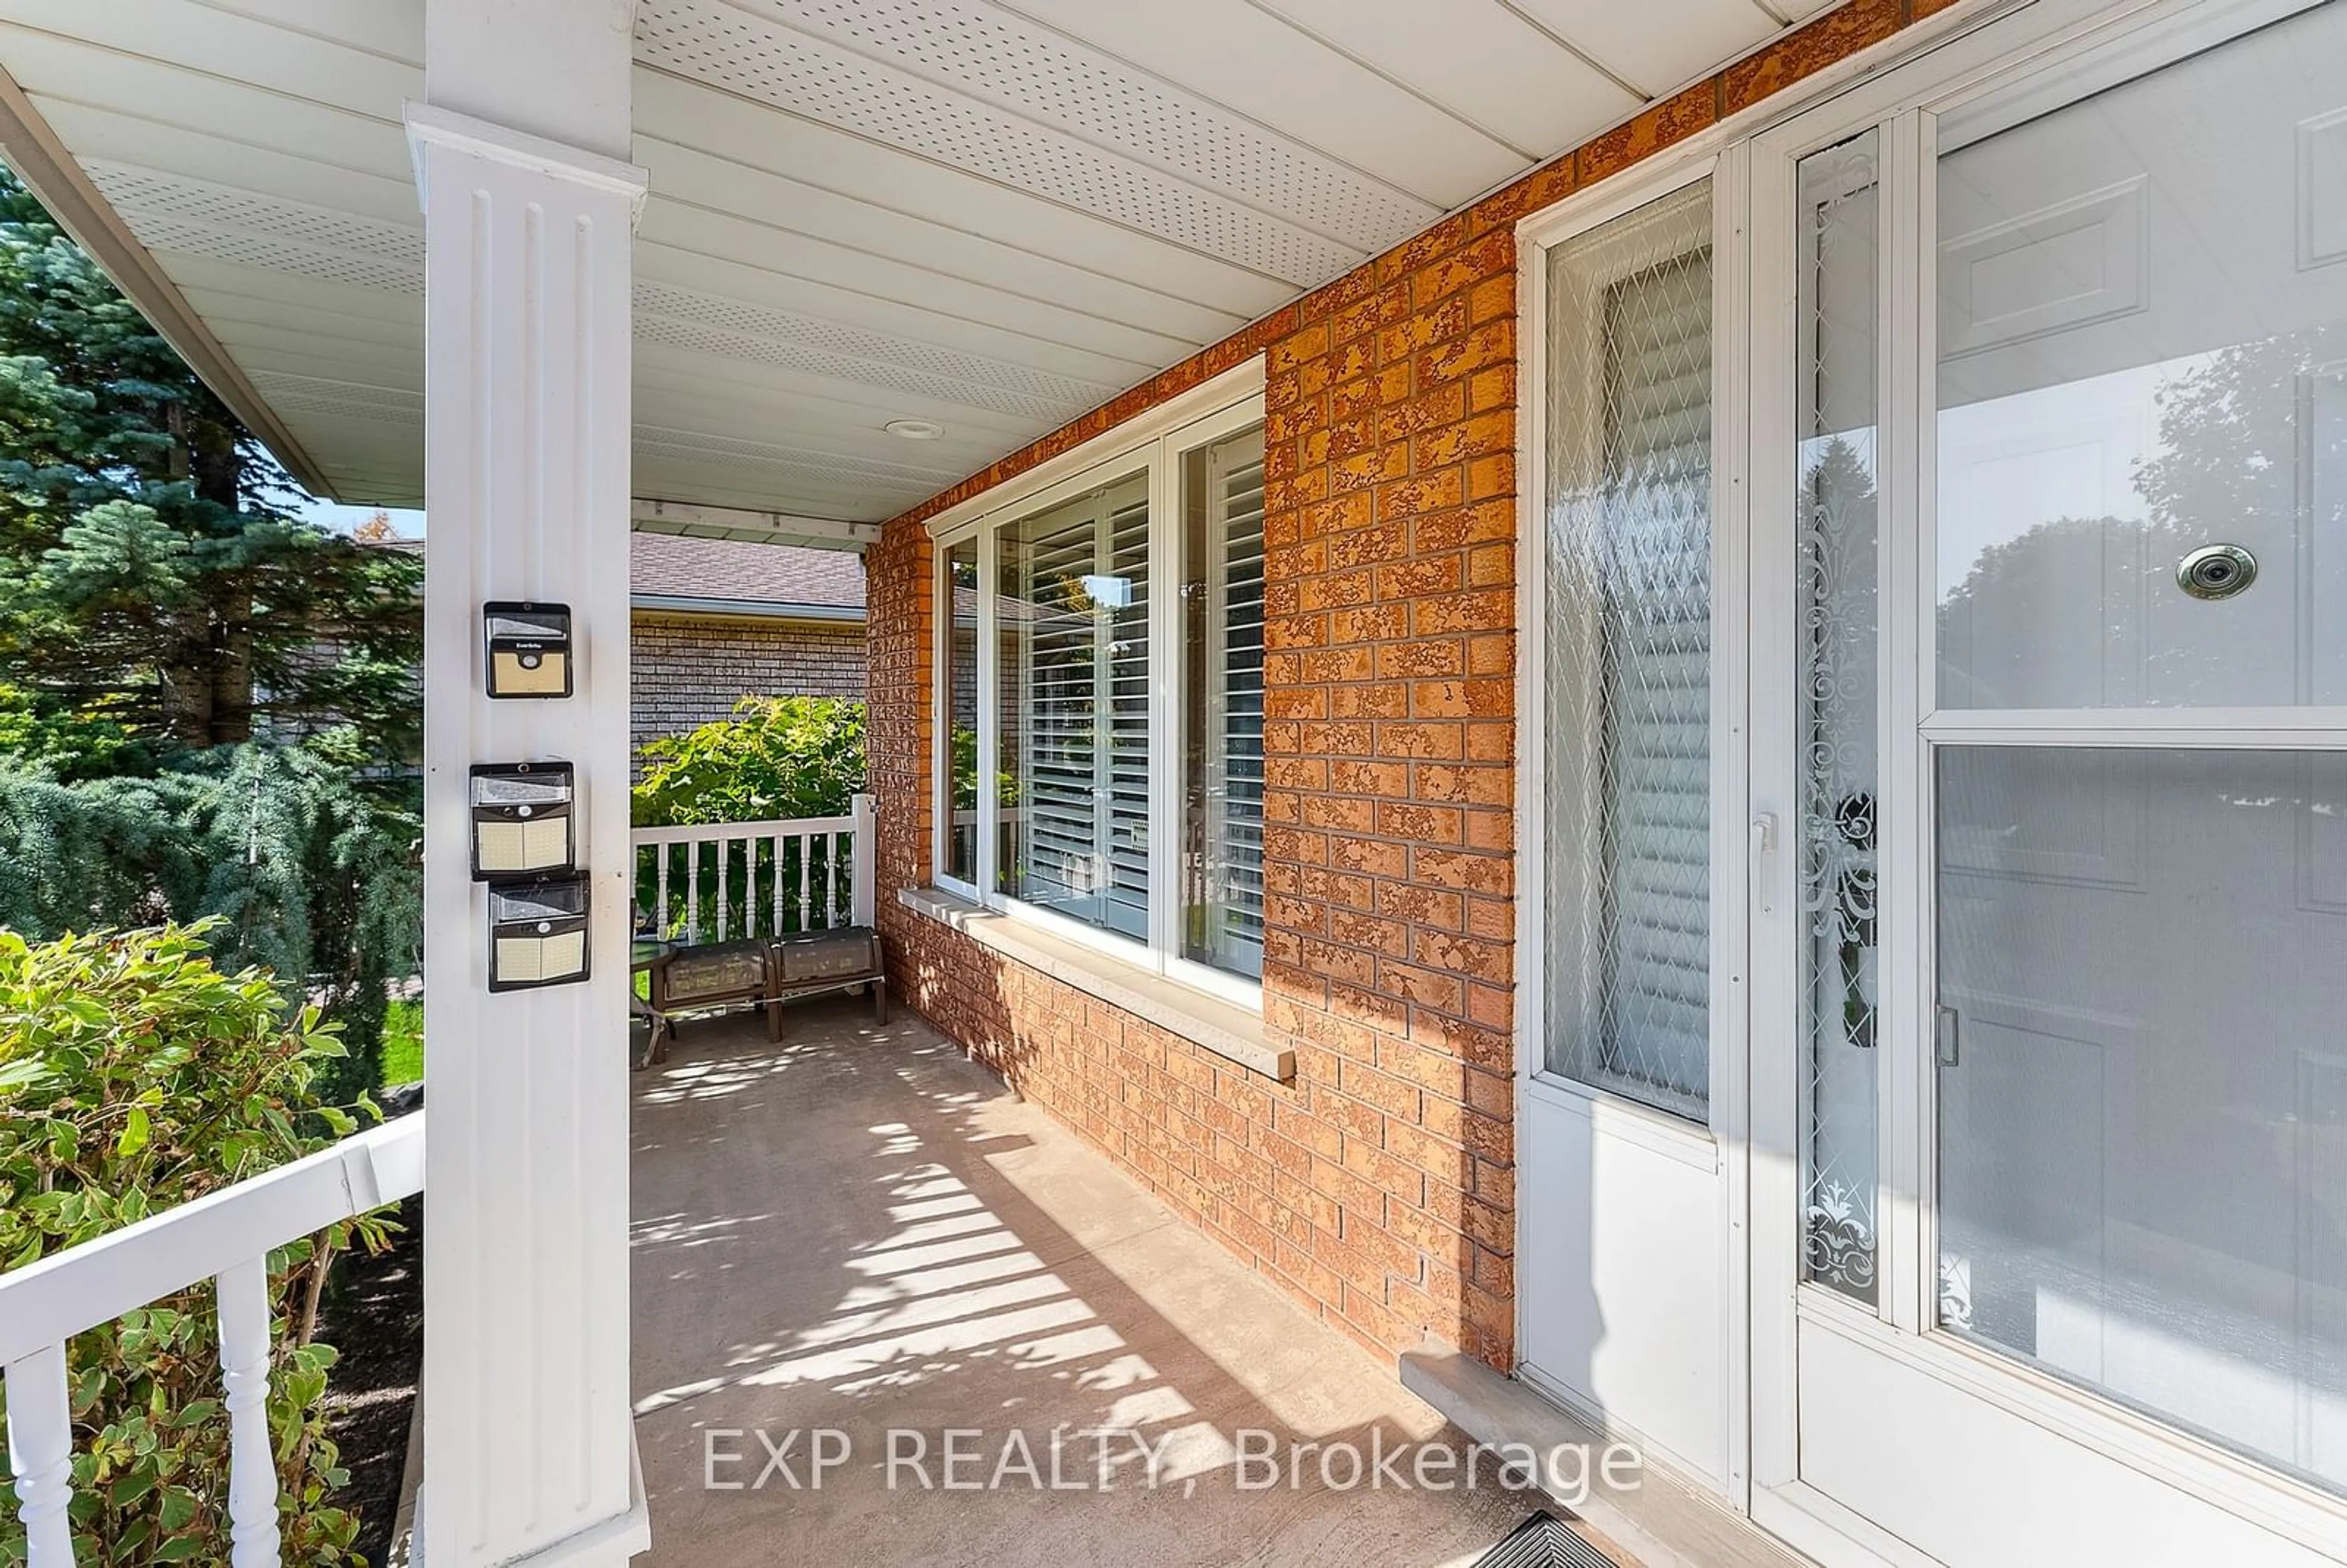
<box><xmin>633</xmin><ymin>0</ymin><xmax>1442</xmax><ymax>285</ymax></box>
<box><xmin>59</xmin><ymin>0</ymin><xmax>1805</xmax><ymax>516</ymax></box>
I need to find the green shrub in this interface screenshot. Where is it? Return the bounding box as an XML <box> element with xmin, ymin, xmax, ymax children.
<box><xmin>631</xmin><ymin>698</ymin><xmax>865</xmax><ymax>940</ymax></box>
<box><xmin>0</xmin><ymin>735</ymin><xmax>421</xmax><ymax>1099</ymax></box>
<box><xmin>378</xmin><ymin>999</ymin><xmax>422</xmax><ymax>1090</ymax></box>
<box><xmin>0</xmin><ymin>923</ymin><xmax>386</xmax><ymax>1567</ymax></box>
<box><xmin>631</xmin><ymin>695</ymin><xmax>864</xmax><ymax>827</ymax></box>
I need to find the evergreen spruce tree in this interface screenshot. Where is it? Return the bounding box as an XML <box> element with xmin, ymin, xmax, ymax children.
<box><xmin>0</xmin><ymin>165</ymin><xmax>421</xmax><ymax>761</ymax></box>
<box><xmin>0</xmin><ymin>166</ymin><xmax>422</xmax><ymax>1093</ymax></box>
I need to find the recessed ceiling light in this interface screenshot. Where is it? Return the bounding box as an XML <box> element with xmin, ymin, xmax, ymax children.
<box><xmin>885</xmin><ymin>419</ymin><xmax>944</xmax><ymax>440</ymax></box>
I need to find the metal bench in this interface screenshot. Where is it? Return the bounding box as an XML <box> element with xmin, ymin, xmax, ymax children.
<box><xmin>639</xmin><ymin>936</ymin><xmax>773</xmax><ymax>1066</ymax></box>
<box><xmin>633</xmin><ymin>926</ymin><xmax>887</xmax><ymax>1066</ymax></box>
<box><xmin>765</xmin><ymin>926</ymin><xmax>888</xmax><ymax>1036</ymax></box>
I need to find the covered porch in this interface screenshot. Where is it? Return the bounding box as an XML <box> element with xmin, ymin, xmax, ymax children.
<box><xmin>32</xmin><ymin>2</ymin><xmax>2332</xmax><ymax>1567</ymax></box>
<box><xmin>627</xmin><ymin>997</ymin><xmax>1567</xmax><ymax>1566</ymax></box>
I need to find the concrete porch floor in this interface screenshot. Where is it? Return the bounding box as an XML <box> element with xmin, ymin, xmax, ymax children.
<box><xmin>628</xmin><ymin>998</ymin><xmax>1620</xmax><ymax>1567</ymax></box>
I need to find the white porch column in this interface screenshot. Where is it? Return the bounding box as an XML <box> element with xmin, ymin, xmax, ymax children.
<box><xmin>408</xmin><ymin>4</ymin><xmax>645</xmax><ymax>1565</ymax></box>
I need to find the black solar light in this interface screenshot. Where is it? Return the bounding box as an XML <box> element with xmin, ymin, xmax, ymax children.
<box><xmin>483</xmin><ymin>601</ymin><xmax>573</xmax><ymax>698</ymax></box>
<box><xmin>468</xmin><ymin>761</ymin><xmax>576</xmax><ymax>881</ymax></box>
<box><xmin>487</xmin><ymin>875</ymin><xmax>592</xmax><ymax>992</ymax></box>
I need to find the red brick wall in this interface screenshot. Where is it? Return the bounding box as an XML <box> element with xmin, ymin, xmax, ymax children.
<box><xmin>866</xmin><ymin>0</ymin><xmax>1944</xmax><ymax>1370</ymax></box>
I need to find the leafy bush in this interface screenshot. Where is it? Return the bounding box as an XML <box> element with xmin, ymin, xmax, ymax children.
<box><xmin>631</xmin><ymin>698</ymin><xmax>865</xmax><ymax>941</ymax></box>
<box><xmin>0</xmin><ymin>923</ymin><xmax>387</xmax><ymax>1567</ymax></box>
<box><xmin>378</xmin><ymin>999</ymin><xmax>422</xmax><ymax>1090</ymax></box>
<box><xmin>631</xmin><ymin>695</ymin><xmax>864</xmax><ymax>827</ymax></box>
<box><xmin>0</xmin><ymin>735</ymin><xmax>421</xmax><ymax>1099</ymax></box>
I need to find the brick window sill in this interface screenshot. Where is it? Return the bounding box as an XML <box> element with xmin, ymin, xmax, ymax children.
<box><xmin>896</xmin><ymin>885</ymin><xmax>1294</xmax><ymax>1081</ymax></box>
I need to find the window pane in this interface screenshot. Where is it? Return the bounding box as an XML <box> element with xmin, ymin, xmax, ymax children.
<box><xmin>1934</xmin><ymin>2</ymin><xmax>2347</xmax><ymax>708</ymax></box>
<box><xmin>1796</xmin><ymin>131</ymin><xmax>1882</xmax><ymax>1302</ymax></box>
<box><xmin>996</xmin><ymin>473</ymin><xmax>1150</xmax><ymax>940</ymax></box>
<box><xmin>1542</xmin><ymin>177</ymin><xmax>1714</xmax><ymax>1119</ymax></box>
<box><xmin>1936</xmin><ymin>745</ymin><xmax>2347</xmax><ymax>1497</ymax></box>
<box><xmin>1181</xmin><ymin>424</ymin><xmax>1267</xmax><ymax>980</ymax></box>
<box><xmin>943</xmin><ymin>538</ymin><xmax>978</xmax><ymax>884</ymax></box>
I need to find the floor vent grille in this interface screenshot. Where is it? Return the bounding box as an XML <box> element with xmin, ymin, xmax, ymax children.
<box><xmin>1472</xmin><ymin>1512</ymin><xmax>1618</xmax><ymax>1568</ymax></box>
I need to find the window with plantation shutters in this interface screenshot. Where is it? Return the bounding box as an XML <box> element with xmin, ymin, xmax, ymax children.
<box><xmin>1000</xmin><ymin>473</ymin><xmax>1150</xmax><ymax>940</ymax></box>
<box><xmin>929</xmin><ymin>372</ymin><xmax>1268</xmax><ymax>1002</ymax></box>
<box><xmin>1543</xmin><ymin>177</ymin><xmax>1716</xmax><ymax>1121</ymax></box>
<box><xmin>1183</xmin><ymin>425</ymin><xmax>1266</xmax><ymax>979</ymax></box>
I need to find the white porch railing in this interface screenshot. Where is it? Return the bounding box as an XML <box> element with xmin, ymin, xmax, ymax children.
<box><xmin>1</xmin><ymin>1113</ymin><xmax>426</xmax><ymax>1568</ymax></box>
<box><xmin>631</xmin><ymin>792</ymin><xmax>876</xmax><ymax>943</ymax></box>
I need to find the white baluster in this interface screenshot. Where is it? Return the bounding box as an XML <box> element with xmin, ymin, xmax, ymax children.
<box><xmin>5</xmin><ymin>1343</ymin><xmax>76</xmax><ymax>1567</ymax></box>
<box><xmin>655</xmin><ymin>846</ymin><xmax>670</xmax><ymax>938</ymax></box>
<box><xmin>796</xmin><ymin>833</ymin><xmax>814</xmax><ymax>932</ymax></box>
<box><xmin>827</xmin><ymin>833</ymin><xmax>843</xmax><ymax>927</ymax></box>
<box><xmin>716</xmin><ymin>835</ymin><xmax>730</xmax><ymax>942</ymax></box>
<box><xmin>770</xmin><ymin>833</ymin><xmax>785</xmax><ymax>934</ymax></box>
<box><xmin>743</xmin><ymin>837</ymin><xmax>759</xmax><ymax>940</ymax></box>
<box><xmin>685</xmin><ymin>841</ymin><xmax>701</xmax><ymax>944</ymax></box>
<box><xmin>216</xmin><ymin>1255</ymin><xmax>282</xmax><ymax>1568</ymax></box>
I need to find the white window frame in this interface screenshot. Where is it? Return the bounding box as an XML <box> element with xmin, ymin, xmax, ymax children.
<box><xmin>932</xmin><ymin>534</ymin><xmax>982</xmax><ymax>904</ymax></box>
<box><xmin>927</xmin><ymin>357</ymin><xmax>1268</xmax><ymax>1009</ymax></box>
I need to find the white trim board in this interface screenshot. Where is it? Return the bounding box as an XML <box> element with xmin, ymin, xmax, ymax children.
<box><xmin>920</xmin><ymin>356</ymin><xmax>1266</xmax><ymax>542</ymax></box>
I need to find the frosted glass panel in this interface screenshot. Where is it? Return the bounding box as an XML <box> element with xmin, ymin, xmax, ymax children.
<box><xmin>1796</xmin><ymin>131</ymin><xmax>1881</xmax><ymax>1303</ymax></box>
<box><xmin>1542</xmin><ymin>177</ymin><xmax>1713</xmax><ymax>1119</ymax></box>
<box><xmin>1936</xmin><ymin>746</ymin><xmax>2347</xmax><ymax>1496</ymax></box>
<box><xmin>1934</xmin><ymin>2</ymin><xmax>2347</xmax><ymax>708</ymax></box>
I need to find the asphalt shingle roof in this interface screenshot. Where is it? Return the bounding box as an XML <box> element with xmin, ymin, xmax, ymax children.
<box><xmin>628</xmin><ymin>533</ymin><xmax>865</xmax><ymax>614</ymax></box>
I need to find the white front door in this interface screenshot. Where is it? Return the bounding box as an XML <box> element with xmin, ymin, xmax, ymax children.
<box><xmin>1749</xmin><ymin>2</ymin><xmax>2347</xmax><ymax>1563</ymax></box>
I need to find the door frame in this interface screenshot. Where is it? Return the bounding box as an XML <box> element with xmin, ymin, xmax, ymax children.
<box><xmin>1513</xmin><ymin>0</ymin><xmax>2347</xmax><ymax>1554</ymax></box>
<box><xmin>1742</xmin><ymin>0</ymin><xmax>2347</xmax><ymax>1562</ymax></box>
<box><xmin>1511</xmin><ymin>140</ymin><xmax>1756</xmax><ymax>1492</ymax></box>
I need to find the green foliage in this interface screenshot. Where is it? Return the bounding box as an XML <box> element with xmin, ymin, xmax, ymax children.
<box><xmin>950</xmin><ymin>724</ymin><xmax>979</xmax><ymax>810</ymax></box>
<box><xmin>632</xmin><ymin>695</ymin><xmax>865</xmax><ymax>827</ymax></box>
<box><xmin>0</xmin><ymin>737</ymin><xmax>421</xmax><ymax>1099</ymax></box>
<box><xmin>630</xmin><ymin>698</ymin><xmax>865</xmax><ymax>940</ymax></box>
<box><xmin>0</xmin><ymin>167</ymin><xmax>421</xmax><ymax>758</ymax></box>
<box><xmin>0</xmin><ymin>924</ymin><xmax>389</xmax><ymax>1567</ymax></box>
<box><xmin>0</xmin><ymin>682</ymin><xmax>151</xmax><ymax>782</ymax></box>
<box><xmin>379</xmin><ymin>1000</ymin><xmax>422</xmax><ymax>1089</ymax></box>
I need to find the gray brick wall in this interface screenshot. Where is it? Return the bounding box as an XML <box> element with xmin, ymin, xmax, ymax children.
<box><xmin>631</xmin><ymin>610</ymin><xmax>865</xmax><ymax>755</ymax></box>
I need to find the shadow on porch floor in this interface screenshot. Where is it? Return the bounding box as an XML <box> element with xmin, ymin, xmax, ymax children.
<box><xmin>628</xmin><ymin>997</ymin><xmax>1609</xmax><ymax>1567</ymax></box>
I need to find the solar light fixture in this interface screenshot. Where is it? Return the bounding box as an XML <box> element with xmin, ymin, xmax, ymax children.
<box><xmin>487</xmin><ymin>874</ymin><xmax>592</xmax><ymax>992</ymax></box>
<box><xmin>468</xmin><ymin>761</ymin><xmax>575</xmax><ymax>881</ymax></box>
<box><xmin>483</xmin><ymin>601</ymin><xmax>573</xmax><ymax>698</ymax></box>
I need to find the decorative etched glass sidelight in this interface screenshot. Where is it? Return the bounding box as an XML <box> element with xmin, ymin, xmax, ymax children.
<box><xmin>1795</xmin><ymin>131</ymin><xmax>1882</xmax><ymax>1303</ymax></box>
<box><xmin>1542</xmin><ymin>177</ymin><xmax>1716</xmax><ymax>1119</ymax></box>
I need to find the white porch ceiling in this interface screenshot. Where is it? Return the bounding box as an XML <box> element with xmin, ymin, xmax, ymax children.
<box><xmin>0</xmin><ymin>0</ymin><xmax>1831</xmax><ymax>525</ymax></box>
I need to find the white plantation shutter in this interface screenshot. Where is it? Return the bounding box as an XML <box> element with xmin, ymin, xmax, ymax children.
<box><xmin>1005</xmin><ymin>474</ymin><xmax>1150</xmax><ymax>940</ymax></box>
<box><xmin>1544</xmin><ymin>179</ymin><xmax>1715</xmax><ymax>1120</ymax></box>
<box><xmin>1196</xmin><ymin>430</ymin><xmax>1266</xmax><ymax>975</ymax></box>
<box><xmin>1019</xmin><ymin>503</ymin><xmax>1098</xmax><ymax>903</ymax></box>
<box><xmin>1103</xmin><ymin>485</ymin><xmax>1151</xmax><ymax>937</ymax></box>
<box><xmin>946</xmin><ymin>397</ymin><xmax>1270</xmax><ymax>983</ymax></box>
